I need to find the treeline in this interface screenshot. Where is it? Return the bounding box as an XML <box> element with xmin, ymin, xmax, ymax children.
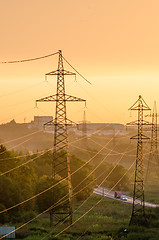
<box><xmin>0</xmin><ymin>143</ymin><xmax>131</xmax><ymax>225</ymax></box>
<box><xmin>0</xmin><ymin>145</ymin><xmax>94</xmax><ymax>224</ymax></box>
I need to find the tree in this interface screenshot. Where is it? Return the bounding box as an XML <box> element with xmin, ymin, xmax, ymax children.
<box><xmin>0</xmin><ymin>145</ymin><xmax>37</xmax><ymax>222</ymax></box>
<box><xmin>105</xmin><ymin>165</ymin><xmax>130</xmax><ymax>191</ymax></box>
<box><xmin>0</xmin><ymin>175</ymin><xmax>23</xmax><ymax>219</ymax></box>
<box><xmin>35</xmin><ymin>175</ymin><xmax>68</xmax><ymax>212</ymax></box>
<box><xmin>70</xmin><ymin>155</ymin><xmax>95</xmax><ymax>201</ymax></box>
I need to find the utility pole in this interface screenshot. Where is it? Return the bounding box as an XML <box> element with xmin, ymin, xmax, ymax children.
<box><xmin>127</xmin><ymin>95</ymin><xmax>151</xmax><ymax>226</ymax></box>
<box><xmin>145</xmin><ymin>101</ymin><xmax>159</xmax><ymax>181</ymax></box>
<box><xmin>36</xmin><ymin>50</ymin><xmax>86</xmax><ymax>226</ymax></box>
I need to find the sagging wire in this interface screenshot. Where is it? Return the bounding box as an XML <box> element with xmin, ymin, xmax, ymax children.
<box><xmin>0</xmin><ymin>126</ymin><xmax>118</xmax><ymax>214</ymax></box>
<box><xmin>0</xmin><ymin>81</ymin><xmax>45</xmax><ymax>98</ymax></box>
<box><xmin>62</xmin><ymin>55</ymin><xmax>91</xmax><ymax>85</ymax></box>
<box><xmin>40</xmin><ymin>144</ymin><xmax>131</xmax><ymax>240</ymax></box>
<box><xmin>0</xmin><ymin>139</ymin><xmax>131</xmax><ymax>239</ymax></box>
<box><xmin>0</xmin><ymin>52</ymin><xmax>58</xmax><ymax>64</ymax></box>
<box><xmin>53</xmin><ymin>159</ymin><xmax>136</xmax><ymax>238</ymax></box>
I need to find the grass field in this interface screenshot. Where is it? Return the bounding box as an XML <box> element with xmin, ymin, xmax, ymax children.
<box><xmin>14</xmin><ymin>195</ymin><xmax>159</xmax><ymax>240</ymax></box>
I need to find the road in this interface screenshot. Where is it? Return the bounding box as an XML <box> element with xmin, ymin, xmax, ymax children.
<box><xmin>93</xmin><ymin>186</ymin><xmax>159</xmax><ymax>208</ymax></box>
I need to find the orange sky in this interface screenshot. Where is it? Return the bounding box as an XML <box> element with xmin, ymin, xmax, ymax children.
<box><xmin>0</xmin><ymin>0</ymin><xmax>159</xmax><ymax>124</ymax></box>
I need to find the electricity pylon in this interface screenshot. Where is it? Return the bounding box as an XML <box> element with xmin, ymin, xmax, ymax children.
<box><xmin>145</xmin><ymin>101</ymin><xmax>159</xmax><ymax>181</ymax></box>
<box><xmin>82</xmin><ymin>110</ymin><xmax>87</xmax><ymax>138</ymax></box>
<box><xmin>127</xmin><ymin>95</ymin><xmax>151</xmax><ymax>226</ymax></box>
<box><xmin>81</xmin><ymin>110</ymin><xmax>91</xmax><ymax>143</ymax></box>
<box><xmin>78</xmin><ymin>110</ymin><xmax>90</xmax><ymax>145</ymax></box>
<box><xmin>36</xmin><ymin>50</ymin><xmax>86</xmax><ymax>226</ymax></box>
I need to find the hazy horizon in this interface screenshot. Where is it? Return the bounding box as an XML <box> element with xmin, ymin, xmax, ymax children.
<box><xmin>0</xmin><ymin>0</ymin><xmax>158</xmax><ymax>125</ymax></box>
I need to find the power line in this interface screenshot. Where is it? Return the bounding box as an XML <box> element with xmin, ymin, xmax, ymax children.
<box><xmin>0</xmin><ymin>129</ymin><xmax>42</xmax><ymax>146</ymax></box>
<box><xmin>0</xmin><ymin>129</ymin><xmax>43</xmax><ymax>159</ymax></box>
<box><xmin>0</xmin><ymin>123</ymin><xmax>152</xmax><ymax>179</ymax></box>
<box><xmin>0</xmin><ymin>139</ymin><xmax>112</xmax><ymax>215</ymax></box>
<box><xmin>0</xmin><ymin>81</ymin><xmax>45</xmax><ymax>98</ymax></box>
<box><xmin>72</xmin><ymin>139</ymin><xmax>130</xmax><ymax>193</ymax></box>
<box><xmin>89</xmin><ymin>138</ymin><xmax>154</xmax><ymax>159</ymax></box>
<box><xmin>0</xmin><ymin>139</ymin><xmax>133</xmax><ymax>240</ymax></box>
<box><xmin>0</xmin><ymin>137</ymin><xmax>33</xmax><ymax>157</ymax></box>
<box><xmin>70</xmin><ymin>142</ymin><xmax>136</xmax><ymax>157</ymax></box>
<box><xmin>62</xmin><ymin>55</ymin><xmax>91</xmax><ymax>85</ymax></box>
<box><xmin>90</xmin><ymin>135</ymin><xmax>155</xmax><ymax>157</ymax></box>
<box><xmin>51</xmin><ymin>143</ymin><xmax>154</xmax><ymax>239</ymax></box>
<box><xmin>0</xmin><ymin>147</ymin><xmax>53</xmax><ymax>177</ymax></box>
<box><xmin>38</xmin><ymin>135</ymin><xmax>125</xmax><ymax>228</ymax></box>
<box><xmin>75</xmin><ymin>80</ymin><xmax>122</xmax><ymax>122</ymax></box>
<box><xmin>0</xmin><ymin>124</ymin><xmax>110</xmax><ymax>177</ymax></box>
<box><xmin>0</xmin><ymin>52</ymin><xmax>58</xmax><ymax>64</ymax></box>
<box><xmin>0</xmin><ymin>92</ymin><xmax>50</xmax><ymax>110</ymax></box>
<box><xmin>53</xmin><ymin>159</ymin><xmax>136</xmax><ymax>238</ymax></box>
<box><xmin>70</xmin><ymin>149</ymin><xmax>133</xmax><ymax>240</ymax></box>
<box><xmin>0</xmin><ymin>149</ymin><xmax>45</xmax><ymax>162</ymax></box>
<box><xmin>90</xmin><ymin>137</ymin><xmax>145</xmax><ymax>157</ymax></box>
<box><xmin>0</xmin><ymin>126</ymin><xmax>117</xmax><ymax>214</ymax></box>
<box><xmin>0</xmin><ymin>123</ymin><xmax>138</xmax><ymax>240</ymax></box>
<box><xmin>40</xmin><ymin>143</ymin><xmax>132</xmax><ymax>240</ymax></box>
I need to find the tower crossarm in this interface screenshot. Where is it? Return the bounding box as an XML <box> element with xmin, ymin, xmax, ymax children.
<box><xmin>36</xmin><ymin>94</ymin><xmax>86</xmax><ymax>103</ymax></box>
<box><xmin>130</xmin><ymin>134</ymin><xmax>150</xmax><ymax>140</ymax></box>
<box><xmin>65</xmin><ymin>94</ymin><xmax>86</xmax><ymax>102</ymax></box>
<box><xmin>45</xmin><ymin>69</ymin><xmax>76</xmax><ymax>76</ymax></box>
<box><xmin>128</xmin><ymin>95</ymin><xmax>151</xmax><ymax>111</ymax></box>
<box><xmin>43</xmin><ymin>118</ymin><xmax>77</xmax><ymax>129</ymax></box>
<box><xmin>127</xmin><ymin>120</ymin><xmax>152</xmax><ymax>126</ymax></box>
<box><xmin>36</xmin><ymin>94</ymin><xmax>57</xmax><ymax>102</ymax></box>
<box><xmin>43</xmin><ymin>119</ymin><xmax>54</xmax><ymax>126</ymax></box>
<box><xmin>66</xmin><ymin>118</ymin><xmax>77</xmax><ymax>127</ymax></box>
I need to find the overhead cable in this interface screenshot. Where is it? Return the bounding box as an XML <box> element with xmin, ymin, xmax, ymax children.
<box><xmin>39</xmin><ymin>144</ymin><xmax>131</xmax><ymax>240</ymax></box>
<box><xmin>0</xmin><ymin>143</ymin><xmax>133</xmax><ymax>240</ymax></box>
<box><xmin>0</xmin><ymin>124</ymin><xmax>109</xmax><ymax>176</ymax></box>
<box><xmin>0</xmin><ymin>52</ymin><xmax>58</xmax><ymax>64</ymax></box>
<box><xmin>53</xmin><ymin>159</ymin><xmax>136</xmax><ymax>238</ymax></box>
<box><xmin>0</xmin><ymin>147</ymin><xmax>53</xmax><ymax>177</ymax></box>
<box><xmin>0</xmin><ymin>125</ymin><xmax>116</xmax><ymax>213</ymax></box>
<box><xmin>62</xmin><ymin>55</ymin><xmax>92</xmax><ymax>85</ymax></box>
<box><xmin>0</xmin><ymin>81</ymin><xmax>45</xmax><ymax>98</ymax></box>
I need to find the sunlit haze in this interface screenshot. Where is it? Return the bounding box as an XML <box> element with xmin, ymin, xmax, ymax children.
<box><xmin>0</xmin><ymin>0</ymin><xmax>159</xmax><ymax>124</ymax></box>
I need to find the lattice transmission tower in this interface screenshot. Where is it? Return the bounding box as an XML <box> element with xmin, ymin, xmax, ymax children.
<box><xmin>145</xmin><ymin>101</ymin><xmax>159</xmax><ymax>181</ymax></box>
<box><xmin>36</xmin><ymin>50</ymin><xmax>86</xmax><ymax>226</ymax></box>
<box><xmin>82</xmin><ymin>110</ymin><xmax>87</xmax><ymax>138</ymax></box>
<box><xmin>127</xmin><ymin>95</ymin><xmax>151</xmax><ymax>226</ymax></box>
<box><xmin>80</xmin><ymin>110</ymin><xmax>90</xmax><ymax>144</ymax></box>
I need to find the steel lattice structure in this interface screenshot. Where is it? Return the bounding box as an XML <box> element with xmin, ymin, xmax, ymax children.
<box><xmin>82</xmin><ymin>110</ymin><xmax>87</xmax><ymax>137</ymax></box>
<box><xmin>127</xmin><ymin>95</ymin><xmax>151</xmax><ymax>226</ymax></box>
<box><xmin>145</xmin><ymin>101</ymin><xmax>159</xmax><ymax>181</ymax></box>
<box><xmin>79</xmin><ymin>110</ymin><xmax>90</xmax><ymax>146</ymax></box>
<box><xmin>36</xmin><ymin>50</ymin><xmax>86</xmax><ymax>226</ymax></box>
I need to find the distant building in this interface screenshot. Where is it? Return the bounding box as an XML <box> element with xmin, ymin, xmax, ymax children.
<box><xmin>28</xmin><ymin>118</ymin><xmax>128</xmax><ymax>136</ymax></box>
<box><xmin>34</xmin><ymin>116</ymin><xmax>53</xmax><ymax>127</ymax></box>
<box><xmin>72</xmin><ymin>123</ymin><xmax>127</xmax><ymax>136</ymax></box>
<box><xmin>28</xmin><ymin>116</ymin><xmax>53</xmax><ymax>130</ymax></box>
<box><xmin>0</xmin><ymin>226</ymin><xmax>15</xmax><ymax>239</ymax></box>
